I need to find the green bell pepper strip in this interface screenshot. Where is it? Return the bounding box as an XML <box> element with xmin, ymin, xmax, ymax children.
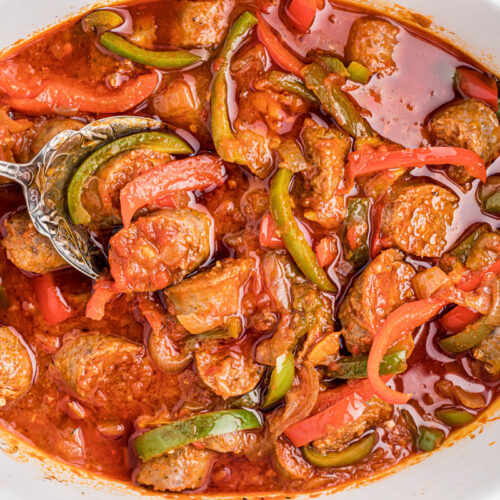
<box><xmin>263</xmin><ymin>351</ymin><xmax>295</xmax><ymax>408</ymax></box>
<box><xmin>416</xmin><ymin>426</ymin><xmax>445</xmax><ymax>452</ymax></box>
<box><xmin>67</xmin><ymin>131</ymin><xmax>192</xmax><ymax>225</ymax></box>
<box><xmin>267</xmin><ymin>70</ymin><xmax>319</xmax><ymax>104</ymax></box>
<box><xmin>270</xmin><ymin>168</ymin><xmax>336</xmax><ymax>292</ymax></box>
<box><xmin>342</xmin><ymin>197</ymin><xmax>370</xmax><ymax>268</ymax></box>
<box><xmin>439</xmin><ymin>317</ymin><xmax>494</xmax><ymax>354</ymax></box>
<box><xmin>230</xmin><ymin>389</ymin><xmax>261</xmax><ymax>409</ymax></box>
<box><xmin>302</xmin><ymin>433</ymin><xmax>376</xmax><ymax>467</ymax></box>
<box><xmin>483</xmin><ymin>191</ymin><xmax>500</xmax><ymax>215</ymax></box>
<box><xmin>401</xmin><ymin>409</ymin><xmax>418</xmax><ymax>442</ymax></box>
<box><xmin>436</xmin><ymin>408</ymin><xmax>475</xmax><ymax>428</ymax></box>
<box><xmin>82</xmin><ymin>10</ymin><xmax>124</xmax><ymax>33</ymax></box>
<box><xmin>211</xmin><ymin>12</ymin><xmax>258</xmax><ymax>164</ymax></box>
<box><xmin>450</xmin><ymin>224</ymin><xmax>490</xmax><ymax>263</ymax></box>
<box><xmin>301</xmin><ymin>62</ymin><xmax>373</xmax><ymax>138</ymax></box>
<box><xmin>83</xmin><ymin>10</ymin><xmax>201</xmax><ymax>69</ymax></box>
<box><xmin>327</xmin><ymin>350</ymin><xmax>407</xmax><ymax>379</ymax></box>
<box><xmin>134</xmin><ymin>409</ymin><xmax>262</xmax><ymax>461</ymax></box>
<box><xmin>478</xmin><ymin>175</ymin><xmax>500</xmax><ymax>215</ymax></box>
<box><xmin>316</xmin><ymin>55</ymin><xmax>349</xmax><ymax>77</ymax></box>
<box><xmin>347</xmin><ymin>61</ymin><xmax>371</xmax><ymax>84</ymax></box>
<box><xmin>100</xmin><ymin>32</ymin><xmax>202</xmax><ymax>69</ymax></box>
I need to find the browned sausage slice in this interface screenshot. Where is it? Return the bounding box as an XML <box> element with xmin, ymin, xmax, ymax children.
<box><xmin>195</xmin><ymin>338</ymin><xmax>263</xmax><ymax>399</ymax></box>
<box><xmin>2</xmin><ymin>211</ymin><xmax>66</xmax><ymax>274</ymax></box>
<box><xmin>136</xmin><ymin>445</ymin><xmax>216</xmax><ymax>492</ymax></box>
<box><xmin>165</xmin><ymin>258</ymin><xmax>253</xmax><ymax>334</ymax></box>
<box><xmin>167</xmin><ymin>0</ymin><xmax>235</xmax><ymax>48</ymax></box>
<box><xmin>0</xmin><ymin>326</ymin><xmax>33</xmax><ymax>406</ymax></box>
<box><xmin>429</xmin><ymin>99</ymin><xmax>500</xmax><ymax>166</ymax></box>
<box><xmin>109</xmin><ymin>209</ymin><xmax>212</xmax><ymax>292</ymax></box>
<box><xmin>53</xmin><ymin>332</ymin><xmax>143</xmax><ymax>399</ymax></box>
<box><xmin>345</xmin><ymin>17</ymin><xmax>399</xmax><ymax>75</ymax></box>
<box><xmin>338</xmin><ymin>249</ymin><xmax>415</xmax><ymax>354</ymax></box>
<box><xmin>381</xmin><ymin>183</ymin><xmax>458</xmax><ymax>258</ymax></box>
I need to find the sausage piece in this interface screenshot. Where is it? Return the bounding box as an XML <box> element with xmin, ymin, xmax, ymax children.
<box><xmin>345</xmin><ymin>17</ymin><xmax>399</xmax><ymax>75</ymax></box>
<box><xmin>381</xmin><ymin>183</ymin><xmax>458</xmax><ymax>258</ymax></box>
<box><xmin>338</xmin><ymin>249</ymin><xmax>415</xmax><ymax>355</ymax></box>
<box><xmin>167</xmin><ymin>0</ymin><xmax>235</xmax><ymax>49</ymax></box>
<box><xmin>2</xmin><ymin>211</ymin><xmax>67</xmax><ymax>274</ymax></box>
<box><xmin>53</xmin><ymin>332</ymin><xmax>143</xmax><ymax>399</ymax></box>
<box><xmin>136</xmin><ymin>445</ymin><xmax>215</xmax><ymax>492</ymax></box>
<box><xmin>312</xmin><ymin>397</ymin><xmax>393</xmax><ymax>452</ymax></box>
<box><xmin>109</xmin><ymin>209</ymin><xmax>212</xmax><ymax>292</ymax></box>
<box><xmin>195</xmin><ymin>338</ymin><xmax>264</xmax><ymax>399</ymax></box>
<box><xmin>0</xmin><ymin>326</ymin><xmax>33</xmax><ymax>406</ymax></box>
<box><xmin>429</xmin><ymin>99</ymin><xmax>500</xmax><ymax>166</ymax></box>
<box><xmin>81</xmin><ymin>147</ymin><xmax>173</xmax><ymax>225</ymax></box>
<box><xmin>273</xmin><ymin>436</ymin><xmax>314</xmax><ymax>479</ymax></box>
<box><xmin>203</xmin><ymin>430</ymin><xmax>258</xmax><ymax>454</ymax></box>
<box><xmin>165</xmin><ymin>258</ymin><xmax>253</xmax><ymax>334</ymax></box>
<box><xmin>31</xmin><ymin>118</ymin><xmax>84</xmax><ymax>156</ymax></box>
<box><xmin>299</xmin><ymin>119</ymin><xmax>350</xmax><ymax>229</ymax></box>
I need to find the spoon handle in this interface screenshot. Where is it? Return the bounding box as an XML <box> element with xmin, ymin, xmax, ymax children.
<box><xmin>0</xmin><ymin>161</ymin><xmax>35</xmax><ymax>187</ymax></box>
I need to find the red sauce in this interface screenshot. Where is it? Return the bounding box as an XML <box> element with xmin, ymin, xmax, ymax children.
<box><xmin>0</xmin><ymin>0</ymin><xmax>498</xmax><ymax>495</ymax></box>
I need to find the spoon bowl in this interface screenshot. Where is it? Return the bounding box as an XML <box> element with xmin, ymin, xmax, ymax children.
<box><xmin>0</xmin><ymin>116</ymin><xmax>164</xmax><ymax>278</ymax></box>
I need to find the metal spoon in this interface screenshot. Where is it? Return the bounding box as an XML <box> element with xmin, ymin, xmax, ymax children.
<box><xmin>0</xmin><ymin>115</ymin><xmax>163</xmax><ymax>279</ymax></box>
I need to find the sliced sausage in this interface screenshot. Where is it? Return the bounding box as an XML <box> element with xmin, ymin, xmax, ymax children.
<box><xmin>109</xmin><ymin>209</ymin><xmax>212</xmax><ymax>292</ymax></box>
<box><xmin>165</xmin><ymin>258</ymin><xmax>254</xmax><ymax>334</ymax></box>
<box><xmin>0</xmin><ymin>326</ymin><xmax>33</xmax><ymax>406</ymax></box>
<box><xmin>203</xmin><ymin>430</ymin><xmax>258</xmax><ymax>454</ymax></box>
<box><xmin>81</xmin><ymin>147</ymin><xmax>173</xmax><ymax>225</ymax></box>
<box><xmin>31</xmin><ymin>118</ymin><xmax>84</xmax><ymax>156</ymax></box>
<box><xmin>345</xmin><ymin>16</ymin><xmax>399</xmax><ymax>75</ymax></box>
<box><xmin>136</xmin><ymin>445</ymin><xmax>216</xmax><ymax>492</ymax></box>
<box><xmin>167</xmin><ymin>0</ymin><xmax>235</xmax><ymax>49</ymax></box>
<box><xmin>381</xmin><ymin>183</ymin><xmax>458</xmax><ymax>258</ymax></box>
<box><xmin>299</xmin><ymin>118</ymin><xmax>350</xmax><ymax>229</ymax></box>
<box><xmin>2</xmin><ymin>211</ymin><xmax>67</xmax><ymax>274</ymax></box>
<box><xmin>338</xmin><ymin>249</ymin><xmax>415</xmax><ymax>355</ymax></box>
<box><xmin>428</xmin><ymin>99</ymin><xmax>500</xmax><ymax>167</ymax></box>
<box><xmin>312</xmin><ymin>396</ymin><xmax>392</xmax><ymax>452</ymax></box>
<box><xmin>195</xmin><ymin>338</ymin><xmax>264</xmax><ymax>399</ymax></box>
<box><xmin>53</xmin><ymin>332</ymin><xmax>143</xmax><ymax>399</ymax></box>
<box><xmin>273</xmin><ymin>436</ymin><xmax>314</xmax><ymax>479</ymax></box>
<box><xmin>151</xmin><ymin>70</ymin><xmax>211</xmax><ymax>140</ymax></box>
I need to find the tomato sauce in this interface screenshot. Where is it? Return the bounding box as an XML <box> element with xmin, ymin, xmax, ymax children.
<box><xmin>0</xmin><ymin>0</ymin><xmax>498</xmax><ymax>495</ymax></box>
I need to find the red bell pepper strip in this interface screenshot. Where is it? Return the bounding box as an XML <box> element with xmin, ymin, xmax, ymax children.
<box><xmin>369</xmin><ymin>194</ymin><xmax>392</xmax><ymax>259</ymax></box>
<box><xmin>315</xmin><ymin>237</ymin><xmax>338</xmax><ymax>267</ymax></box>
<box><xmin>33</xmin><ymin>274</ymin><xmax>72</xmax><ymax>325</ymax></box>
<box><xmin>339</xmin><ymin>146</ymin><xmax>487</xmax><ymax>195</ymax></box>
<box><xmin>284</xmin><ymin>378</ymin><xmax>387</xmax><ymax>447</ymax></box>
<box><xmin>439</xmin><ymin>305</ymin><xmax>482</xmax><ymax>333</ymax></box>
<box><xmin>286</xmin><ymin>0</ymin><xmax>317</xmax><ymax>32</ymax></box>
<box><xmin>120</xmin><ymin>154</ymin><xmax>226</xmax><ymax>228</ymax></box>
<box><xmin>259</xmin><ymin>214</ymin><xmax>285</xmax><ymax>249</ymax></box>
<box><xmin>367</xmin><ymin>298</ymin><xmax>447</xmax><ymax>404</ymax></box>
<box><xmin>455</xmin><ymin>67</ymin><xmax>498</xmax><ymax>110</ymax></box>
<box><xmin>0</xmin><ymin>70</ymin><xmax>158</xmax><ymax>115</ymax></box>
<box><xmin>86</xmin><ymin>277</ymin><xmax>117</xmax><ymax>321</ymax></box>
<box><xmin>256</xmin><ymin>14</ymin><xmax>304</xmax><ymax>77</ymax></box>
<box><xmin>457</xmin><ymin>259</ymin><xmax>500</xmax><ymax>292</ymax></box>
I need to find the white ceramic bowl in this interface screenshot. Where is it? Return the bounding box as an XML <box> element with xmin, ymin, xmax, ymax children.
<box><xmin>0</xmin><ymin>0</ymin><xmax>499</xmax><ymax>498</ymax></box>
